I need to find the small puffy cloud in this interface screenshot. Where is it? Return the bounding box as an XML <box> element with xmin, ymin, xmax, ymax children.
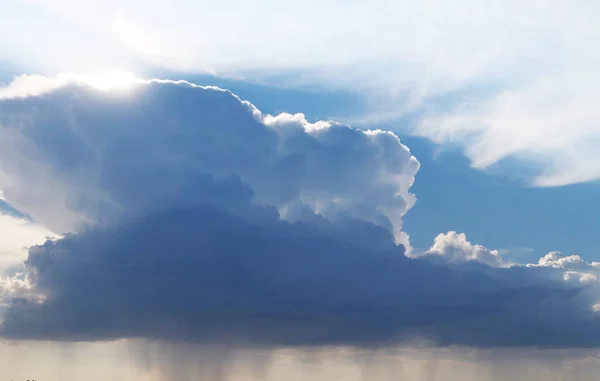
<box><xmin>415</xmin><ymin>231</ymin><xmax>506</xmax><ymax>268</ymax></box>
<box><xmin>417</xmin><ymin>233</ymin><xmax>600</xmax><ymax>288</ymax></box>
<box><xmin>0</xmin><ymin>76</ymin><xmax>599</xmax><ymax>349</ymax></box>
<box><xmin>528</xmin><ymin>252</ymin><xmax>600</xmax><ymax>285</ymax></box>
<box><xmin>535</xmin><ymin>252</ymin><xmax>590</xmax><ymax>270</ymax></box>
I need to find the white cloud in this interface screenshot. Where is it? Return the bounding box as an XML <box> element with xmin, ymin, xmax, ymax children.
<box><xmin>417</xmin><ymin>73</ymin><xmax>600</xmax><ymax>187</ymax></box>
<box><xmin>528</xmin><ymin>251</ymin><xmax>600</xmax><ymax>285</ymax></box>
<box><xmin>4</xmin><ymin>0</ymin><xmax>600</xmax><ymax>185</ymax></box>
<box><xmin>417</xmin><ymin>232</ymin><xmax>600</xmax><ymax>287</ymax></box>
<box><xmin>415</xmin><ymin>231</ymin><xmax>506</xmax><ymax>268</ymax></box>
<box><xmin>0</xmin><ymin>71</ymin><xmax>141</xmax><ymax>99</ymax></box>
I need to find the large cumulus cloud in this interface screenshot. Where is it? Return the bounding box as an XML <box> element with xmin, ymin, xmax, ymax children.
<box><xmin>0</xmin><ymin>76</ymin><xmax>599</xmax><ymax>349</ymax></box>
<box><xmin>0</xmin><ymin>75</ymin><xmax>418</xmax><ymax>244</ymax></box>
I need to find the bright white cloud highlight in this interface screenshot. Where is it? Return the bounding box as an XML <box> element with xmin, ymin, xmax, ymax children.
<box><xmin>0</xmin><ymin>214</ymin><xmax>54</xmax><ymax>267</ymax></box>
<box><xmin>0</xmin><ymin>71</ymin><xmax>140</xmax><ymax>99</ymax></box>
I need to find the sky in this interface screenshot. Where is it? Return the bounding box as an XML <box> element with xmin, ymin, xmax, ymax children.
<box><xmin>1</xmin><ymin>1</ymin><xmax>600</xmax><ymax>380</ymax></box>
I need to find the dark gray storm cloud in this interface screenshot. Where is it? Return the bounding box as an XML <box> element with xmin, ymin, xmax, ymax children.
<box><xmin>3</xmin><ymin>180</ymin><xmax>599</xmax><ymax>348</ymax></box>
<box><xmin>0</xmin><ymin>77</ymin><xmax>598</xmax><ymax>349</ymax></box>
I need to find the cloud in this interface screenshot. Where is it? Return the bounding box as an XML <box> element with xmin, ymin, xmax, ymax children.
<box><xmin>0</xmin><ymin>213</ymin><xmax>54</xmax><ymax>267</ymax></box>
<box><xmin>414</xmin><ymin>231</ymin><xmax>506</xmax><ymax>268</ymax></box>
<box><xmin>0</xmin><ymin>72</ymin><xmax>140</xmax><ymax>99</ymax></box>
<box><xmin>416</xmin><ymin>234</ymin><xmax>600</xmax><ymax>287</ymax></box>
<box><xmin>4</xmin><ymin>1</ymin><xmax>600</xmax><ymax>186</ymax></box>
<box><xmin>3</xmin><ymin>197</ymin><xmax>600</xmax><ymax>348</ymax></box>
<box><xmin>415</xmin><ymin>233</ymin><xmax>600</xmax><ymax>289</ymax></box>
<box><xmin>528</xmin><ymin>252</ymin><xmax>600</xmax><ymax>285</ymax></box>
<box><xmin>0</xmin><ymin>76</ymin><xmax>599</xmax><ymax>349</ymax></box>
<box><xmin>0</xmin><ymin>74</ymin><xmax>418</xmax><ymax>245</ymax></box>
<box><xmin>0</xmin><ymin>211</ymin><xmax>53</xmax><ymax>319</ymax></box>
<box><xmin>416</xmin><ymin>75</ymin><xmax>600</xmax><ymax>187</ymax></box>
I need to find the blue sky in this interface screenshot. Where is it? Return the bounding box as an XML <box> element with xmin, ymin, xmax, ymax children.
<box><xmin>2</xmin><ymin>1</ymin><xmax>600</xmax><ymax>380</ymax></box>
